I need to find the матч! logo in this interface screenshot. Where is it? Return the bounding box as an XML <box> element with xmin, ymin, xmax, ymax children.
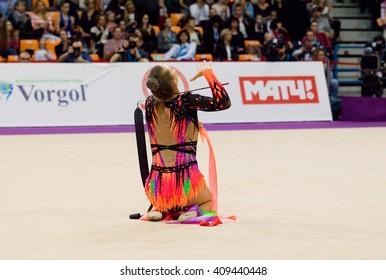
<box><xmin>0</xmin><ymin>80</ymin><xmax>13</xmax><ymax>101</ymax></box>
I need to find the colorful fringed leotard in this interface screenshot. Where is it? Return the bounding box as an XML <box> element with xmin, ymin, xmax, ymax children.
<box><xmin>144</xmin><ymin>69</ymin><xmax>231</xmax><ymax>213</ymax></box>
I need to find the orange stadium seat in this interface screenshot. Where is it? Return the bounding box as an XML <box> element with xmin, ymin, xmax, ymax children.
<box><xmin>194</xmin><ymin>26</ymin><xmax>203</xmax><ymax>36</ymax></box>
<box><xmin>170</xmin><ymin>13</ymin><xmax>185</xmax><ymax>26</ymax></box>
<box><xmin>7</xmin><ymin>55</ymin><xmax>19</xmax><ymax>62</ymax></box>
<box><xmin>238</xmin><ymin>54</ymin><xmax>256</xmax><ymax>61</ymax></box>
<box><xmin>244</xmin><ymin>40</ymin><xmax>261</xmax><ymax>50</ymax></box>
<box><xmin>47</xmin><ymin>11</ymin><xmax>60</xmax><ymax>32</ymax></box>
<box><xmin>32</xmin><ymin>0</ymin><xmax>50</xmax><ymax>8</ymax></box>
<box><xmin>46</xmin><ymin>38</ymin><xmax>61</xmax><ymax>61</ymax></box>
<box><xmin>90</xmin><ymin>54</ymin><xmax>100</xmax><ymax>62</ymax></box>
<box><xmin>152</xmin><ymin>25</ymin><xmax>160</xmax><ymax>37</ymax></box>
<box><xmin>150</xmin><ymin>53</ymin><xmax>165</xmax><ymax>61</ymax></box>
<box><xmin>195</xmin><ymin>53</ymin><xmax>213</xmax><ymax>61</ymax></box>
<box><xmin>171</xmin><ymin>26</ymin><xmax>181</xmax><ymax>34</ymax></box>
<box><xmin>20</xmin><ymin>39</ymin><xmax>39</xmax><ymax>54</ymax></box>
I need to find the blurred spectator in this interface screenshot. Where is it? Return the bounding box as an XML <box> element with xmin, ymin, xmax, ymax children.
<box><xmin>292</xmin><ymin>29</ymin><xmax>322</xmax><ymax>61</ymax></box>
<box><xmin>139</xmin><ymin>13</ymin><xmax>158</xmax><ymax>53</ymax></box>
<box><xmin>232</xmin><ymin>3</ymin><xmax>253</xmax><ymax>39</ymax></box>
<box><xmin>250</xmin><ymin>13</ymin><xmax>267</xmax><ymax>43</ymax></box>
<box><xmin>29</xmin><ymin>0</ymin><xmax>59</xmax><ymax>40</ymax></box>
<box><xmin>269</xmin><ymin>19</ymin><xmax>292</xmax><ymax>49</ymax></box>
<box><xmin>252</xmin><ymin>0</ymin><xmax>271</xmax><ymax>21</ymax></box>
<box><xmin>157</xmin><ymin>17</ymin><xmax>177</xmax><ymax>53</ymax></box>
<box><xmin>203</xmin><ymin>14</ymin><xmax>224</xmax><ymax>54</ymax></box>
<box><xmin>139</xmin><ymin>0</ymin><xmax>160</xmax><ymax>26</ymax></box>
<box><xmin>110</xmin><ymin>34</ymin><xmax>149</xmax><ymax>62</ymax></box>
<box><xmin>271</xmin><ymin>0</ymin><xmax>284</xmax><ymax>21</ymax></box>
<box><xmin>123</xmin><ymin>0</ymin><xmax>139</xmax><ymax>33</ymax></box>
<box><xmin>55</xmin><ymin>29</ymin><xmax>71</xmax><ymax>58</ymax></box>
<box><xmin>313</xmin><ymin>0</ymin><xmax>340</xmax><ymax>40</ymax></box>
<box><xmin>183</xmin><ymin>15</ymin><xmax>205</xmax><ymax>53</ymax></box>
<box><xmin>54</xmin><ymin>1</ymin><xmax>76</xmax><ymax>37</ymax></box>
<box><xmin>179</xmin><ymin>0</ymin><xmax>195</xmax><ymax>16</ymax></box>
<box><xmin>8</xmin><ymin>1</ymin><xmax>35</xmax><ymax>39</ymax></box>
<box><xmin>158</xmin><ymin>0</ymin><xmax>168</xmax><ymax>27</ymax></box>
<box><xmin>212</xmin><ymin>0</ymin><xmax>230</xmax><ymax>22</ymax></box>
<box><xmin>213</xmin><ymin>28</ymin><xmax>238</xmax><ymax>61</ymax></box>
<box><xmin>311</xmin><ymin>5</ymin><xmax>334</xmax><ymax>39</ymax></box>
<box><xmin>380</xmin><ymin>0</ymin><xmax>386</xmax><ymax>38</ymax></box>
<box><xmin>163</xmin><ymin>29</ymin><xmax>196</xmax><ymax>60</ymax></box>
<box><xmin>79</xmin><ymin>0</ymin><xmax>100</xmax><ymax>47</ymax></box>
<box><xmin>105</xmin><ymin>0</ymin><xmax>126</xmax><ymax>23</ymax></box>
<box><xmin>312</xmin><ymin>48</ymin><xmax>341</xmax><ymax>119</ymax></box>
<box><xmin>228</xmin><ymin>16</ymin><xmax>245</xmax><ymax>53</ymax></box>
<box><xmin>189</xmin><ymin>0</ymin><xmax>210</xmax><ymax>26</ymax></box>
<box><xmin>265</xmin><ymin>9</ymin><xmax>278</xmax><ymax>33</ymax></box>
<box><xmin>34</xmin><ymin>37</ymin><xmax>54</xmax><ymax>60</ymax></box>
<box><xmin>91</xmin><ymin>14</ymin><xmax>111</xmax><ymax>58</ymax></box>
<box><xmin>100</xmin><ymin>0</ymin><xmax>111</xmax><ymax>12</ymax></box>
<box><xmin>308</xmin><ymin>20</ymin><xmax>331</xmax><ymax>51</ymax></box>
<box><xmin>0</xmin><ymin>20</ymin><xmax>18</xmax><ymax>59</ymax></box>
<box><xmin>58</xmin><ymin>37</ymin><xmax>91</xmax><ymax>62</ymax></box>
<box><xmin>103</xmin><ymin>26</ymin><xmax>124</xmax><ymax>60</ymax></box>
<box><xmin>106</xmin><ymin>11</ymin><xmax>117</xmax><ymax>32</ymax></box>
<box><xmin>19</xmin><ymin>49</ymin><xmax>31</xmax><ymax>62</ymax></box>
<box><xmin>231</xmin><ymin>0</ymin><xmax>254</xmax><ymax>20</ymax></box>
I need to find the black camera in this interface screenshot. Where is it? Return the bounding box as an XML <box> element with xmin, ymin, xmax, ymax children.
<box><xmin>266</xmin><ymin>38</ymin><xmax>285</xmax><ymax>61</ymax></box>
<box><xmin>360</xmin><ymin>35</ymin><xmax>386</xmax><ymax>97</ymax></box>
<box><xmin>128</xmin><ymin>41</ymin><xmax>137</xmax><ymax>49</ymax></box>
<box><xmin>73</xmin><ymin>47</ymin><xmax>81</xmax><ymax>59</ymax></box>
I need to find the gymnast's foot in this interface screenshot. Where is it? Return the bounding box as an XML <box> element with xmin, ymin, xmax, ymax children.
<box><xmin>147</xmin><ymin>210</ymin><xmax>163</xmax><ymax>221</ymax></box>
<box><xmin>178</xmin><ymin>210</ymin><xmax>198</xmax><ymax>222</ymax></box>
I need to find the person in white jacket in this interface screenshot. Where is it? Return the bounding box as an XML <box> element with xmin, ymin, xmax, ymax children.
<box><xmin>164</xmin><ymin>29</ymin><xmax>197</xmax><ymax>60</ymax></box>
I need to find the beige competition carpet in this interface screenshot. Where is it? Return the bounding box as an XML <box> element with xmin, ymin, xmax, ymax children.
<box><xmin>1</xmin><ymin>127</ymin><xmax>386</xmax><ymax>260</ymax></box>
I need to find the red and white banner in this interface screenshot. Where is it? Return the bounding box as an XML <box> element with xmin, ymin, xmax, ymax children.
<box><xmin>0</xmin><ymin>62</ymin><xmax>331</xmax><ymax>127</ymax></box>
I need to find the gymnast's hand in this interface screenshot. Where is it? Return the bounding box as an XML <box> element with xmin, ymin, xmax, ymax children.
<box><xmin>190</xmin><ymin>60</ymin><xmax>212</xmax><ymax>81</ymax></box>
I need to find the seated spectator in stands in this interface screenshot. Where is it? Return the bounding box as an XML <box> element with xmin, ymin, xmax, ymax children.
<box><xmin>308</xmin><ymin>20</ymin><xmax>331</xmax><ymax>51</ymax></box>
<box><xmin>103</xmin><ymin>26</ymin><xmax>124</xmax><ymax>60</ymax></box>
<box><xmin>140</xmin><ymin>0</ymin><xmax>161</xmax><ymax>26</ymax></box>
<box><xmin>29</xmin><ymin>0</ymin><xmax>59</xmax><ymax>40</ymax></box>
<box><xmin>260</xmin><ymin>31</ymin><xmax>272</xmax><ymax>58</ymax></box>
<box><xmin>271</xmin><ymin>0</ymin><xmax>284</xmax><ymax>21</ymax></box>
<box><xmin>58</xmin><ymin>38</ymin><xmax>91</xmax><ymax>62</ymax></box>
<box><xmin>250</xmin><ymin>13</ymin><xmax>267</xmax><ymax>44</ymax></box>
<box><xmin>183</xmin><ymin>16</ymin><xmax>206</xmax><ymax>53</ymax></box>
<box><xmin>252</xmin><ymin>0</ymin><xmax>271</xmax><ymax>21</ymax></box>
<box><xmin>163</xmin><ymin>29</ymin><xmax>196</xmax><ymax>60</ymax></box>
<box><xmin>0</xmin><ymin>20</ymin><xmax>19</xmax><ymax>60</ymax></box>
<box><xmin>212</xmin><ymin>0</ymin><xmax>230</xmax><ymax>22</ymax></box>
<box><xmin>269</xmin><ymin>19</ymin><xmax>292</xmax><ymax>50</ymax></box>
<box><xmin>232</xmin><ymin>3</ymin><xmax>253</xmax><ymax>39</ymax></box>
<box><xmin>8</xmin><ymin>1</ymin><xmax>35</xmax><ymax>39</ymax></box>
<box><xmin>262</xmin><ymin>37</ymin><xmax>296</xmax><ymax>61</ymax></box>
<box><xmin>157</xmin><ymin>17</ymin><xmax>177</xmax><ymax>53</ymax></box>
<box><xmin>19</xmin><ymin>50</ymin><xmax>31</xmax><ymax>62</ymax></box>
<box><xmin>189</xmin><ymin>0</ymin><xmax>210</xmax><ymax>26</ymax></box>
<box><xmin>312</xmin><ymin>48</ymin><xmax>341</xmax><ymax>119</ymax></box>
<box><xmin>123</xmin><ymin>0</ymin><xmax>138</xmax><ymax>34</ymax></box>
<box><xmin>139</xmin><ymin>13</ymin><xmax>158</xmax><ymax>53</ymax></box>
<box><xmin>293</xmin><ymin>29</ymin><xmax>323</xmax><ymax>61</ymax></box>
<box><xmin>179</xmin><ymin>0</ymin><xmax>195</xmax><ymax>16</ymax></box>
<box><xmin>79</xmin><ymin>0</ymin><xmax>100</xmax><ymax>48</ymax></box>
<box><xmin>228</xmin><ymin>16</ymin><xmax>245</xmax><ymax>54</ymax></box>
<box><xmin>55</xmin><ymin>1</ymin><xmax>76</xmax><ymax>38</ymax></box>
<box><xmin>34</xmin><ymin>37</ymin><xmax>55</xmax><ymax>61</ymax></box>
<box><xmin>158</xmin><ymin>0</ymin><xmax>168</xmax><ymax>28</ymax></box>
<box><xmin>105</xmin><ymin>0</ymin><xmax>126</xmax><ymax>23</ymax></box>
<box><xmin>91</xmin><ymin>14</ymin><xmax>111</xmax><ymax>58</ymax></box>
<box><xmin>213</xmin><ymin>28</ymin><xmax>238</xmax><ymax>61</ymax></box>
<box><xmin>55</xmin><ymin>29</ymin><xmax>70</xmax><ymax>58</ymax></box>
<box><xmin>106</xmin><ymin>11</ymin><xmax>118</xmax><ymax>33</ymax></box>
<box><xmin>203</xmin><ymin>14</ymin><xmax>223</xmax><ymax>55</ymax></box>
<box><xmin>110</xmin><ymin>35</ymin><xmax>150</xmax><ymax>62</ymax></box>
<box><xmin>231</xmin><ymin>0</ymin><xmax>254</xmax><ymax>20</ymax></box>
<box><xmin>265</xmin><ymin>8</ymin><xmax>278</xmax><ymax>33</ymax></box>
<box><xmin>311</xmin><ymin>5</ymin><xmax>334</xmax><ymax>39</ymax></box>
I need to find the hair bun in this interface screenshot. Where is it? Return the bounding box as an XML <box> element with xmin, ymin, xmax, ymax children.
<box><xmin>146</xmin><ymin>77</ymin><xmax>160</xmax><ymax>91</ymax></box>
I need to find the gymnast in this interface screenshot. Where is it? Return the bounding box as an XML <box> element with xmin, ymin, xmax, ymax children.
<box><xmin>144</xmin><ymin>61</ymin><xmax>231</xmax><ymax>222</ymax></box>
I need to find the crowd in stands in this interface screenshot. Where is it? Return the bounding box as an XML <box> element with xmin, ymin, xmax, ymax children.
<box><xmin>0</xmin><ymin>0</ymin><xmax>361</xmax><ymax>64</ymax></box>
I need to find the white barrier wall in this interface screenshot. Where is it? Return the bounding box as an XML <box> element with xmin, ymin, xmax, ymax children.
<box><xmin>0</xmin><ymin>62</ymin><xmax>332</xmax><ymax>127</ymax></box>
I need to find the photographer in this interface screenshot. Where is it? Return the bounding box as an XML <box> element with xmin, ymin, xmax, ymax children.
<box><xmin>263</xmin><ymin>38</ymin><xmax>296</xmax><ymax>62</ymax></box>
<box><xmin>58</xmin><ymin>38</ymin><xmax>92</xmax><ymax>63</ymax></box>
<box><xmin>109</xmin><ymin>34</ymin><xmax>149</xmax><ymax>62</ymax></box>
